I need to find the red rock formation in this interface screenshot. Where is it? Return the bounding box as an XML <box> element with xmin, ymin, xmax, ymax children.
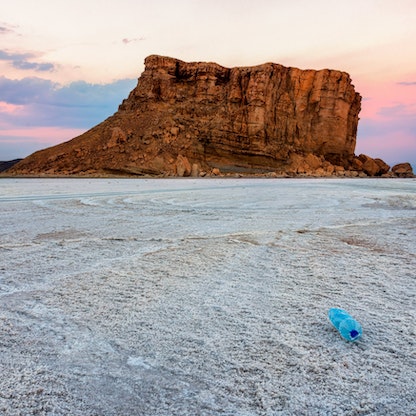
<box><xmin>8</xmin><ymin>55</ymin><xmax>363</xmax><ymax>176</ymax></box>
<box><xmin>392</xmin><ymin>163</ymin><xmax>414</xmax><ymax>177</ymax></box>
<box><xmin>356</xmin><ymin>154</ymin><xmax>390</xmax><ymax>176</ymax></box>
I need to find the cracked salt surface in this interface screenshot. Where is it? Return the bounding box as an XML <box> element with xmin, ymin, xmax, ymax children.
<box><xmin>0</xmin><ymin>178</ymin><xmax>415</xmax><ymax>415</ymax></box>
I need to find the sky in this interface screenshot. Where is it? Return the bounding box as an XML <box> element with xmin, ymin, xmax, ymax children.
<box><xmin>1</xmin><ymin>0</ymin><xmax>415</xmax><ymax>168</ymax></box>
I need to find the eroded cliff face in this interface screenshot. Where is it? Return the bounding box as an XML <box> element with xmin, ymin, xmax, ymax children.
<box><xmin>8</xmin><ymin>55</ymin><xmax>363</xmax><ymax>176</ymax></box>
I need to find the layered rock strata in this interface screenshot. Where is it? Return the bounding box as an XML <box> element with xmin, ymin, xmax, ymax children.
<box><xmin>7</xmin><ymin>55</ymin><xmax>390</xmax><ymax>177</ymax></box>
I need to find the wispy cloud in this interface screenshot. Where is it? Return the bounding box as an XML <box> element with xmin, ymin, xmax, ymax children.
<box><xmin>397</xmin><ymin>81</ymin><xmax>416</xmax><ymax>86</ymax></box>
<box><xmin>122</xmin><ymin>37</ymin><xmax>145</xmax><ymax>44</ymax></box>
<box><xmin>0</xmin><ymin>49</ymin><xmax>55</xmax><ymax>72</ymax></box>
<box><xmin>0</xmin><ymin>26</ymin><xmax>12</xmax><ymax>35</ymax></box>
<box><xmin>0</xmin><ymin>50</ymin><xmax>30</xmax><ymax>61</ymax></box>
<box><xmin>0</xmin><ymin>22</ymin><xmax>17</xmax><ymax>35</ymax></box>
<box><xmin>12</xmin><ymin>60</ymin><xmax>54</xmax><ymax>71</ymax></box>
<box><xmin>377</xmin><ymin>102</ymin><xmax>416</xmax><ymax>119</ymax></box>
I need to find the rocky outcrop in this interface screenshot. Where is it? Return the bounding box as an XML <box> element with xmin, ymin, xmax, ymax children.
<box><xmin>4</xmin><ymin>54</ymin><xmax>404</xmax><ymax>178</ymax></box>
<box><xmin>7</xmin><ymin>55</ymin><xmax>365</xmax><ymax>176</ymax></box>
<box><xmin>6</xmin><ymin>56</ymin><xmax>413</xmax><ymax>178</ymax></box>
<box><xmin>392</xmin><ymin>163</ymin><xmax>414</xmax><ymax>178</ymax></box>
<box><xmin>0</xmin><ymin>159</ymin><xmax>22</xmax><ymax>172</ymax></box>
<box><xmin>356</xmin><ymin>154</ymin><xmax>390</xmax><ymax>177</ymax></box>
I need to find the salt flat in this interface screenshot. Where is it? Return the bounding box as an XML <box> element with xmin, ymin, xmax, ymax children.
<box><xmin>0</xmin><ymin>178</ymin><xmax>415</xmax><ymax>415</ymax></box>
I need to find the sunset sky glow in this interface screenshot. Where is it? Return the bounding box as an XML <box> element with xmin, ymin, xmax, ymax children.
<box><xmin>1</xmin><ymin>0</ymin><xmax>415</xmax><ymax>167</ymax></box>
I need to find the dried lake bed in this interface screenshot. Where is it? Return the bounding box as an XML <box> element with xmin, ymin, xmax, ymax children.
<box><xmin>0</xmin><ymin>178</ymin><xmax>415</xmax><ymax>415</ymax></box>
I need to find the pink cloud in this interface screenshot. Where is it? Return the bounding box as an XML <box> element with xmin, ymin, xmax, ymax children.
<box><xmin>0</xmin><ymin>126</ymin><xmax>86</xmax><ymax>159</ymax></box>
<box><xmin>357</xmin><ymin>79</ymin><xmax>416</xmax><ymax>119</ymax></box>
<box><xmin>0</xmin><ymin>100</ymin><xmax>24</xmax><ymax>114</ymax></box>
<box><xmin>0</xmin><ymin>126</ymin><xmax>85</xmax><ymax>143</ymax></box>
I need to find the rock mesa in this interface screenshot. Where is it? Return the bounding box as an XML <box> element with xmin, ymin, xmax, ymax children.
<box><xmin>8</xmin><ymin>55</ymin><xmax>367</xmax><ymax>176</ymax></box>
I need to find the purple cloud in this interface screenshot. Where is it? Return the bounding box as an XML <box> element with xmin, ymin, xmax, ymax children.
<box><xmin>0</xmin><ymin>49</ymin><xmax>55</xmax><ymax>72</ymax></box>
<box><xmin>0</xmin><ymin>76</ymin><xmax>137</xmax><ymax>128</ymax></box>
<box><xmin>0</xmin><ymin>50</ymin><xmax>31</xmax><ymax>61</ymax></box>
<box><xmin>0</xmin><ymin>76</ymin><xmax>54</xmax><ymax>105</ymax></box>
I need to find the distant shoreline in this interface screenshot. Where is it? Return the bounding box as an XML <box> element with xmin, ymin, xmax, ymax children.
<box><xmin>1</xmin><ymin>173</ymin><xmax>414</xmax><ymax>180</ymax></box>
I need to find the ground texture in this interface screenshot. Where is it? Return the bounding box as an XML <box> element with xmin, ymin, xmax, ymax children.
<box><xmin>0</xmin><ymin>178</ymin><xmax>415</xmax><ymax>415</ymax></box>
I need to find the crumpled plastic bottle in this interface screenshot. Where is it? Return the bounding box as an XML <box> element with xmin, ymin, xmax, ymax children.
<box><xmin>328</xmin><ymin>308</ymin><xmax>362</xmax><ymax>342</ymax></box>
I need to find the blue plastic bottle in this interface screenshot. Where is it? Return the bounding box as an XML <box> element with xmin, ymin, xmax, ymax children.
<box><xmin>328</xmin><ymin>308</ymin><xmax>362</xmax><ymax>342</ymax></box>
